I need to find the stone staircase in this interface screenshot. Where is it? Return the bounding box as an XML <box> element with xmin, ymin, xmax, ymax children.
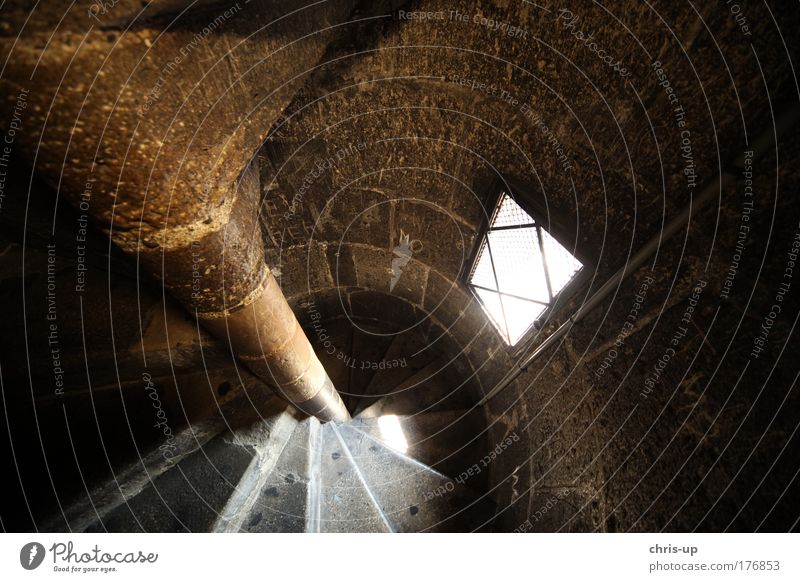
<box><xmin>45</xmin><ymin>330</ymin><xmax>495</xmax><ymax>533</ymax></box>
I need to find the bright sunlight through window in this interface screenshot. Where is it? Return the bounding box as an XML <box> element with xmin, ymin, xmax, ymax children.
<box><xmin>468</xmin><ymin>193</ymin><xmax>582</xmax><ymax>346</ymax></box>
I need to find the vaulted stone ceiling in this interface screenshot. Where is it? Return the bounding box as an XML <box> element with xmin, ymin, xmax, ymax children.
<box><xmin>249</xmin><ymin>0</ymin><xmax>800</xmax><ymax>394</ymax></box>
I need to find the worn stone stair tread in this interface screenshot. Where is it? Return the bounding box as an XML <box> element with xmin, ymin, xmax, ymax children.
<box><xmin>84</xmin><ymin>397</ymin><xmax>293</xmax><ymax>533</ymax></box>
<box><xmin>314</xmin><ymin>423</ymin><xmax>393</xmax><ymax>532</ymax></box>
<box><xmin>346</xmin><ymin>328</ymin><xmax>397</xmax><ymax>407</ymax></box>
<box><xmin>354</xmin><ymin>333</ymin><xmax>437</xmax><ymax>414</ymax></box>
<box><xmin>55</xmin><ymin>385</ymin><xmax>491</xmax><ymax>533</ymax></box>
<box><xmin>85</xmin><ymin>434</ymin><xmax>256</xmax><ymax>532</ymax></box>
<box><xmin>48</xmin><ymin>389</ymin><xmax>282</xmax><ymax>532</ymax></box>
<box><xmin>239</xmin><ymin>417</ymin><xmax>315</xmax><ymax>533</ymax></box>
<box><xmin>357</xmin><ymin>358</ymin><xmax>472</xmax><ymax>419</ymax></box>
<box><xmin>335</xmin><ymin>424</ymin><xmax>494</xmax><ymax>532</ymax></box>
<box><xmin>213</xmin><ymin>410</ymin><xmax>302</xmax><ymax>532</ymax></box>
<box><xmin>357</xmin><ymin>360</ymin><xmax>444</xmax><ymax>418</ymax></box>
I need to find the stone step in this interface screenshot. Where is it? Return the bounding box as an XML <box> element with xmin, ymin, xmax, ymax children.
<box><xmin>42</xmin><ymin>387</ymin><xmax>279</xmax><ymax>532</ymax></box>
<box><xmin>358</xmin><ymin>357</ymin><xmax>474</xmax><ymax>418</ymax></box>
<box><xmin>313</xmin><ymin>423</ymin><xmax>393</xmax><ymax>532</ymax></box>
<box><xmin>353</xmin><ymin>332</ymin><xmax>437</xmax><ymax>414</ymax></box>
<box><xmin>212</xmin><ymin>411</ymin><xmax>303</xmax><ymax>532</ymax></box>
<box><xmin>345</xmin><ymin>327</ymin><xmax>397</xmax><ymax>408</ymax></box>
<box><xmin>335</xmin><ymin>424</ymin><xmax>495</xmax><ymax>532</ymax></box>
<box><xmin>238</xmin><ymin>416</ymin><xmax>316</xmax><ymax>533</ymax></box>
<box><xmin>356</xmin><ymin>360</ymin><xmax>442</xmax><ymax>418</ymax></box>
<box><xmin>83</xmin><ymin>397</ymin><xmax>292</xmax><ymax>532</ymax></box>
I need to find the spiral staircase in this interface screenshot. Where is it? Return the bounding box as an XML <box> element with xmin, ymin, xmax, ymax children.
<box><xmin>40</xmin><ymin>321</ymin><xmax>496</xmax><ymax>533</ymax></box>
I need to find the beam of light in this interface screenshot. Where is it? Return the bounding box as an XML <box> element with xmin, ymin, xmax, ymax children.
<box><xmin>377</xmin><ymin>414</ymin><xmax>408</xmax><ymax>453</ymax></box>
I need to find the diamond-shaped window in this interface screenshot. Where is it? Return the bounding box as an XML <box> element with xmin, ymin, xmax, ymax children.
<box><xmin>468</xmin><ymin>193</ymin><xmax>582</xmax><ymax>345</ymax></box>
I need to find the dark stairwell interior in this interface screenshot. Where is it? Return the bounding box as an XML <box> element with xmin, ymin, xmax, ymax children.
<box><xmin>1</xmin><ymin>0</ymin><xmax>799</xmax><ymax>533</ymax></box>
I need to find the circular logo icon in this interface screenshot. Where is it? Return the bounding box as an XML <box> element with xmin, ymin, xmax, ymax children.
<box><xmin>20</xmin><ymin>542</ymin><xmax>46</xmax><ymax>570</ymax></box>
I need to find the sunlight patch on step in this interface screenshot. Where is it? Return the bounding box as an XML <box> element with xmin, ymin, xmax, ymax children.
<box><xmin>377</xmin><ymin>415</ymin><xmax>408</xmax><ymax>453</ymax></box>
